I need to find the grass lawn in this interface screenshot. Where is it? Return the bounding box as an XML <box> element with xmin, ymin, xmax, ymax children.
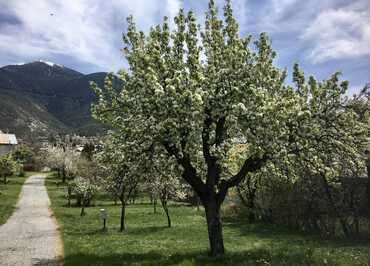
<box><xmin>0</xmin><ymin>171</ymin><xmax>39</xmax><ymax>225</ymax></box>
<box><xmin>46</xmin><ymin>174</ymin><xmax>370</xmax><ymax>266</ymax></box>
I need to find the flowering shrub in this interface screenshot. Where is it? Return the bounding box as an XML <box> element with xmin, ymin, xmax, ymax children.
<box><xmin>0</xmin><ymin>155</ymin><xmax>18</xmax><ymax>183</ymax></box>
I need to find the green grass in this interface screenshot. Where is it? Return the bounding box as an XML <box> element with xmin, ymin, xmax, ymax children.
<box><xmin>46</xmin><ymin>174</ymin><xmax>370</xmax><ymax>266</ymax></box>
<box><xmin>0</xmin><ymin>171</ymin><xmax>39</xmax><ymax>225</ymax></box>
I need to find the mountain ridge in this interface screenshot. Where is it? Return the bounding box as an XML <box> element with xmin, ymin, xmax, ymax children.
<box><xmin>0</xmin><ymin>61</ymin><xmax>109</xmax><ymax>140</ymax></box>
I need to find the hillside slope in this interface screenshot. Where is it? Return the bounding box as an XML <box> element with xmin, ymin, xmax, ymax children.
<box><xmin>0</xmin><ymin>89</ymin><xmax>67</xmax><ymax>139</ymax></box>
<box><xmin>0</xmin><ymin>61</ymin><xmax>109</xmax><ymax>139</ymax></box>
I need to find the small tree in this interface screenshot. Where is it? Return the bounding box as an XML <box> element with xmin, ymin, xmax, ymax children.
<box><xmin>97</xmin><ymin>135</ymin><xmax>142</xmax><ymax>231</ymax></box>
<box><xmin>12</xmin><ymin>144</ymin><xmax>35</xmax><ymax>165</ymax></box>
<box><xmin>71</xmin><ymin>158</ymin><xmax>100</xmax><ymax>216</ymax></box>
<box><xmin>147</xmin><ymin>150</ymin><xmax>184</xmax><ymax>228</ymax></box>
<box><xmin>0</xmin><ymin>155</ymin><xmax>16</xmax><ymax>184</ymax></box>
<box><xmin>45</xmin><ymin>145</ymin><xmax>79</xmax><ymax>183</ymax></box>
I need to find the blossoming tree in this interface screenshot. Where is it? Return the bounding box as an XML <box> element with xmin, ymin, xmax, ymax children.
<box><xmin>96</xmin><ymin>134</ymin><xmax>143</xmax><ymax>231</ymax></box>
<box><xmin>146</xmin><ymin>147</ymin><xmax>185</xmax><ymax>228</ymax></box>
<box><xmin>92</xmin><ymin>0</ymin><xmax>367</xmax><ymax>256</ymax></box>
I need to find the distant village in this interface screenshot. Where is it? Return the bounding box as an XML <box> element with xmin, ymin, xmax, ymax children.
<box><xmin>0</xmin><ymin>129</ymin><xmax>100</xmax><ymax>156</ymax></box>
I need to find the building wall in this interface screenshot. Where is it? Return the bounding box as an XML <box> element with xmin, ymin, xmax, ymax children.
<box><xmin>0</xmin><ymin>145</ymin><xmax>16</xmax><ymax>156</ymax></box>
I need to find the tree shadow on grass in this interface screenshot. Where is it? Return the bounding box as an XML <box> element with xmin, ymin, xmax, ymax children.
<box><xmin>223</xmin><ymin>220</ymin><xmax>370</xmax><ymax>249</ymax></box>
<box><xmin>64</xmin><ymin>248</ymin><xmax>336</xmax><ymax>266</ymax></box>
<box><xmin>126</xmin><ymin>225</ymin><xmax>169</xmax><ymax>235</ymax></box>
<box><xmin>66</xmin><ymin>225</ymin><xmax>170</xmax><ymax>237</ymax></box>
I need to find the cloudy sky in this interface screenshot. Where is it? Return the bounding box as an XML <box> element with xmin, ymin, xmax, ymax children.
<box><xmin>0</xmin><ymin>0</ymin><xmax>369</xmax><ymax>93</ymax></box>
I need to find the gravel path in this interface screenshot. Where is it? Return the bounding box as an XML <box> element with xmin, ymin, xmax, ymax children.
<box><xmin>0</xmin><ymin>174</ymin><xmax>63</xmax><ymax>266</ymax></box>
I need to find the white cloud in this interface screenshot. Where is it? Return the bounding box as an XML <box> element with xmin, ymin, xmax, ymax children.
<box><xmin>232</xmin><ymin>0</ymin><xmax>249</xmax><ymax>34</ymax></box>
<box><xmin>166</xmin><ymin>0</ymin><xmax>181</xmax><ymax>28</ymax></box>
<box><xmin>271</xmin><ymin>0</ymin><xmax>297</xmax><ymax>17</ymax></box>
<box><xmin>0</xmin><ymin>0</ymin><xmax>182</xmax><ymax>71</ymax></box>
<box><xmin>302</xmin><ymin>2</ymin><xmax>370</xmax><ymax>63</ymax></box>
<box><xmin>1</xmin><ymin>0</ymin><xmax>369</xmax><ymax>71</ymax></box>
<box><xmin>249</xmin><ymin>0</ymin><xmax>370</xmax><ymax>64</ymax></box>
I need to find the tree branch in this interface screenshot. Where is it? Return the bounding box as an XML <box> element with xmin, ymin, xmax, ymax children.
<box><xmin>215</xmin><ymin>116</ymin><xmax>226</xmax><ymax>146</ymax></box>
<box><xmin>163</xmin><ymin>141</ymin><xmax>206</xmax><ymax>196</ymax></box>
<box><xmin>225</xmin><ymin>154</ymin><xmax>270</xmax><ymax>189</ymax></box>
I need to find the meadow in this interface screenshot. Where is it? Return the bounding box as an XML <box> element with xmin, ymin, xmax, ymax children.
<box><xmin>0</xmin><ymin>172</ymin><xmax>37</xmax><ymax>225</ymax></box>
<box><xmin>46</xmin><ymin>174</ymin><xmax>370</xmax><ymax>266</ymax></box>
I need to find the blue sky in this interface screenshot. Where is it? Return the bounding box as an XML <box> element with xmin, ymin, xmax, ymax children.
<box><xmin>0</xmin><ymin>0</ymin><xmax>369</xmax><ymax>94</ymax></box>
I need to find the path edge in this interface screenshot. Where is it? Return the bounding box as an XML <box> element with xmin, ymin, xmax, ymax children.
<box><xmin>44</xmin><ymin>173</ymin><xmax>65</xmax><ymax>266</ymax></box>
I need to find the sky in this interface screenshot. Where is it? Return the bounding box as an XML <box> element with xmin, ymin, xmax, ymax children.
<box><xmin>0</xmin><ymin>0</ymin><xmax>369</xmax><ymax>94</ymax></box>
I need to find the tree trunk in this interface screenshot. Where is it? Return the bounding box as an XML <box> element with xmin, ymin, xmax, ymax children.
<box><xmin>62</xmin><ymin>167</ymin><xmax>66</xmax><ymax>183</ymax></box>
<box><xmin>80</xmin><ymin>198</ymin><xmax>86</xmax><ymax>216</ymax></box>
<box><xmin>67</xmin><ymin>186</ymin><xmax>72</xmax><ymax>207</ymax></box>
<box><xmin>153</xmin><ymin>198</ymin><xmax>157</xmax><ymax>214</ymax></box>
<box><xmin>197</xmin><ymin>197</ymin><xmax>200</xmax><ymax>212</ymax></box>
<box><xmin>204</xmin><ymin>200</ymin><xmax>225</xmax><ymax>256</ymax></box>
<box><xmin>160</xmin><ymin>199</ymin><xmax>171</xmax><ymax>228</ymax></box>
<box><xmin>120</xmin><ymin>202</ymin><xmax>126</xmax><ymax>232</ymax></box>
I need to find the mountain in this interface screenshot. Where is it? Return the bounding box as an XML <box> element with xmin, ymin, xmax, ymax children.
<box><xmin>0</xmin><ymin>60</ymin><xmax>109</xmax><ymax>140</ymax></box>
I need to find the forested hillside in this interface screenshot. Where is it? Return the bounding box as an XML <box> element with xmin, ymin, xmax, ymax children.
<box><xmin>0</xmin><ymin>61</ymin><xmax>108</xmax><ymax>139</ymax></box>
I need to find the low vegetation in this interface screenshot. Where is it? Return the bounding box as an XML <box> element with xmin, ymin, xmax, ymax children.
<box><xmin>0</xmin><ymin>172</ymin><xmax>38</xmax><ymax>224</ymax></box>
<box><xmin>46</xmin><ymin>174</ymin><xmax>370</xmax><ymax>266</ymax></box>
<box><xmin>0</xmin><ymin>143</ymin><xmax>40</xmax><ymax>224</ymax></box>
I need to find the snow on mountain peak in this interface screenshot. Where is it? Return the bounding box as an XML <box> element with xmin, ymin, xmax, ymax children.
<box><xmin>37</xmin><ymin>60</ymin><xmax>63</xmax><ymax>68</ymax></box>
<box><xmin>9</xmin><ymin>60</ymin><xmax>64</xmax><ymax>68</ymax></box>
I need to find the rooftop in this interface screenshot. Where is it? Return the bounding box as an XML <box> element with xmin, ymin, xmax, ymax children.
<box><xmin>0</xmin><ymin>133</ymin><xmax>18</xmax><ymax>145</ymax></box>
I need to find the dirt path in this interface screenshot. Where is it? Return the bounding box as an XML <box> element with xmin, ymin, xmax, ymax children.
<box><xmin>0</xmin><ymin>174</ymin><xmax>63</xmax><ymax>266</ymax></box>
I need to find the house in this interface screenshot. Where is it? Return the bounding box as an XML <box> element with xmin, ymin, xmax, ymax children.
<box><xmin>0</xmin><ymin>130</ymin><xmax>18</xmax><ymax>156</ymax></box>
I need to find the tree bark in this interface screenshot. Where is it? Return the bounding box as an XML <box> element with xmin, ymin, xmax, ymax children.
<box><xmin>204</xmin><ymin>199</ymin><xmax>225</xmax><ymax>256</ymax></box>
<box><xmin>67</xmin><ymin>186</ymin><xmax>72</xmax><ymax>207</ymax></box>
<box><xmin>80</xmin><ymin>199</ymin><xmax>86</xmax><ymax>216</ymax></box>
<box><xmin>62</xmin><ymin>167</ymin><xmax>66</xmax><ymax>183</ymax></box>
<box><xmin>161</xmin><ymin>199</ymin><xmax>171</xmax><ymax>228</ymax></box>
<box><xmin>153</xmin><ymin>198</ymin><xmax>157</xmax><ymax>214</ymax></box>
<box><xmin>120</xmin><ymin>202</ymin><xmax>126</xmax><ymax>232</ymax></box>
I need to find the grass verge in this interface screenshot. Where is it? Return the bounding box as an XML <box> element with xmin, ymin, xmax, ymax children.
<box><xmin>46</xmin><ymin>174</ymin><xmax>370</xmax><ymax>266</ymax></box>
<box><xmin>0</xmin><ymin>171</ymin><xmax>39</xmax><ymax>225</ymax></box>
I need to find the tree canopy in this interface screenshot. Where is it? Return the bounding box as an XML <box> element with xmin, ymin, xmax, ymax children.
<box><xmin>92</xmin><ymin>0</ymin><xmax>368</xmax><ymax>256</ymax></box>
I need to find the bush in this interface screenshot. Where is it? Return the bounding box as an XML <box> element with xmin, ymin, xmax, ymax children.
<box><xmin>0</xmin><ymin>155</ymin><xmax>17</xmax><ymax>183</ymax></box>
<box><xmin>236</xmin><ymin>173</ymin><xmax>369</xmax><ymax>237</ymax></box>
<box><xmin>12</xmin><ymin>144</ymin><xmax>35</xmax><ymax>165</ymax></box>
<box><xmin>12</xmin><ymin>144</ymin><xmax>38</xmax><ymax>172</ymax></box>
